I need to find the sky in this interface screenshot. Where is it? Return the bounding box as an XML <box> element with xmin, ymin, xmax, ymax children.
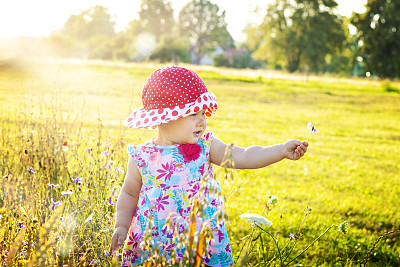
<box><xmin>0</xmin><ymin>0</ymin><xmax>367</xmax><ymax>42</ymax></box>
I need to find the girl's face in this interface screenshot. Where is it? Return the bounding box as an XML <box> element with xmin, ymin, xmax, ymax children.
<box><xmin>157</xmin><ymin>110</ymin><xmax>207</xmax><ymax>146</ymax></box>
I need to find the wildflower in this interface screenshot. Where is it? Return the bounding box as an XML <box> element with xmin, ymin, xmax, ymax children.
<box><xmin>239</xmin><ymin>213</ymin><xmax>272</xmax><ymax>227</ymax></box>
<box><xmin>27</xmin><ymin>167</ymin><xmax>35</xmax><ymax>174</ymax></box>
<box><xmin>51</xmin><ymin>198</ymin><xmax>62</xmax><ymax>206</ymax></box>
<box><xmin>306</xmin><ymin>122</ymin><xmax>317</xmax><ymax>141</ymax></box>
<box><xmin>85</xmin><ymin>214</ymin><xmax>93</xmax><ymax>223</ymax></box>
<box><xmin>338</xmin><ymin>221</ymin><xmax>348</xmax><ymax>234</ymax></box>
<box><xmin>61</xmin><ymin>190</ymin><xmax>73</xmax><ymax>195</ymax></box>
<box><xmin>305</xmin><ymin>205</ymin><xmax>312</xmax><ymax>214</ymax></box>
<box><xmin>86</xmin><ymin>147</ymin><xmax>93</xmax><ymax>153</ymax></box>
<box><xmin>267</xmin><ymin>195</ymin><xmax>279</xmax><ymax>206</ymax></box>
<box><xmin>102</xmin><ymin>150</ymin><xmax>109</xmax><ymax>157</ymax></box>
<box><xmin>307</xmin><ymin>122</ymin><xmax>317</xmax><ymax>133</ymax></box>
<box><xmin>104</xmin><ymin>250</ymin><xmax>109</xmax><ymax>256</ymax></box>
<box><xmin>62</xmin><ymin>139</ymin><xmax>68</xmax><ymax>146</ymax></box>
<box><xmin>115</xmin><ymin>167</ymin><xmax>125</xmax><ymax>174</ymax></box>
<box><xmin>71</xmin><ymin>177</ymin><xmax>82</xmax><ymax>183</ymax></box>
<box><xmin>62</xmin><ymin>146</ymin><xmax>69</xmax><ymax>152</ymax></box>
<box><xmin>89</xmin><ymin>259</ymin><xmax>99</xmax><ymax>266</ymax></box>
<box><xmin>16</xmin><ymin>222</ymin><xmax>25</xmax><ymax>228</ymax></box>
<box><xmin>108</xmin><ymin>197</ymin><xmax>114</xmax><ymax>206</ymax></box>
<box><xmin>23</xmin><ymin>241</ymin><xmax>28</xmax><ymax>246</ymax></box>
<box><xmin>47</xmin><ymin>183</ymin><xmax>59</xmax><ymax>189</ymax></box>
<box><xmin>289</xmin><ymin>233</ymin><xmax>296</xmax><ymax>240</ymax></box>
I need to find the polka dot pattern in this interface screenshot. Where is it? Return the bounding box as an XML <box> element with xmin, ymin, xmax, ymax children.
<box><xmin>124</xmin><ymin>66</ymin><xmax>218</xmax><ymax>129</ymax></box>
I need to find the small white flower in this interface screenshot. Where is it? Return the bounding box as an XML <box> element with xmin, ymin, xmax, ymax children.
<box><xmin>61</xmin><ymin>190</ymin><xmax>73</xmax><ymax>196</ymax></box>
<box><xmin>239</xmin><ymin>213</ymin><xmax>273</xmax><ymax>226</ymax></box>
<box><xmin>85</xmin><ymin>214</ymin><xmax>93</xmax><ymax>223</ymax></box>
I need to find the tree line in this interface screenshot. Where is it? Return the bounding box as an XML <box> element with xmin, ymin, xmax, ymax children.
<box><xmin>43</xmin><ymin>0</ymin><xmax>400</xmax><ymax>78</ymax></box>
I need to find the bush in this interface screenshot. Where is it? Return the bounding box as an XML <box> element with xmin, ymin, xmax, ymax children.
<box><xmin>149</xmin><ymin>35</ymin><xmax>191</xmax><ymax>63</ymax></box>
<box><xmin>213</xmin><ymin>54</ymin><xmax>230</xmax><ymax>67</ymax></box>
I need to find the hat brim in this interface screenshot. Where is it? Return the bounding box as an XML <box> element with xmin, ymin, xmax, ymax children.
<box><xmin>124</xmin><ymin>92</ymin><xmax>218</xmax><ymax>129</ymax></box>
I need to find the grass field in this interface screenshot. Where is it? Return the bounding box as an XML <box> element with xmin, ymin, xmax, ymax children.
<box><xmin>1</xmin><ymin>59</ymin><xmax>399</xmax><ymax>266</ymax></box>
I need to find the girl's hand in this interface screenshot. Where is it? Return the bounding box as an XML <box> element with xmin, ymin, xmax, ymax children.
<box><xmin>282</xmin><ymin>140</ymin><xmax>308</xmax><ymax>160</ymax></box>
<box><xmin>109</xmin><ymin>226</ymin><xmax>128</xmax><ymax>258</ymax></box>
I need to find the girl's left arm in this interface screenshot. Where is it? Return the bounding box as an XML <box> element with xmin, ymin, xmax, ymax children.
<box><xmin>210</xmin><ymin>137</ymin><xmax>308</xmax><ymax>169</ymax></box>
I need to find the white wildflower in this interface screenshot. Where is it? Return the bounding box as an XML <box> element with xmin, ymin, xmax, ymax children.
<box><xmin>239</xmin><ymin>213</ymin><xmax>272</xmax><ymax>226</ymax></box>
<box><xmin>85</xmin><ymin>214</ymin><xmax>93</xmax><ymax>223</ymax></box>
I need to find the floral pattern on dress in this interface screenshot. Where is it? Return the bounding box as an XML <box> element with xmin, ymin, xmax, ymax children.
<box><xmin>121</xmin><ymin>132</ymin><xmax>233</xmax><ymax>267</ymax></box>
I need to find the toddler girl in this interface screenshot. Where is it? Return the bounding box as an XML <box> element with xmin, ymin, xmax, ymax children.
<box><xmin>110</xmin><ymin>66</ymin><xmax>308</xmax><ymax>266</ymax></box>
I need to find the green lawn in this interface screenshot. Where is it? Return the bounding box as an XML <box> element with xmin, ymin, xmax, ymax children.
<box><xmin>1</xmin><ymin>59</ymin><xmax>399</xmax><ymax>266</ymax></box>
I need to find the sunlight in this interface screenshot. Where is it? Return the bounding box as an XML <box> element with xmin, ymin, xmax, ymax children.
<box><xmin>0</xmin><ymin>0</ymin><xmax>368</xmax><ymax>40</ymax></box>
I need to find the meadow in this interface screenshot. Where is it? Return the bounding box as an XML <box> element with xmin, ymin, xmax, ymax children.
<box><xmin>1</xmin><ymin>59</ymin><xmax>399</xmax><ymax>266</ymax></box>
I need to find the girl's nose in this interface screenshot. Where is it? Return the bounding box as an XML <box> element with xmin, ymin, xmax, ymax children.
<box><xmin>197</xmin><ymin>114</ymin><xmax>206</xmax><ymax>125</ymax></box>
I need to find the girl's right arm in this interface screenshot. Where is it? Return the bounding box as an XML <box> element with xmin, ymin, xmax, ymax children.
<box><xmin>109</xmin><ymin>156</ymin><xmax>142</xmax><ymax>256</ymax></box>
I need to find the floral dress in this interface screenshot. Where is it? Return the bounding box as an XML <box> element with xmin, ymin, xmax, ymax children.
<box><xmin>122</xmin><ymin>132</ymin><xmax>234</xmax><ymax>267</ymax></box>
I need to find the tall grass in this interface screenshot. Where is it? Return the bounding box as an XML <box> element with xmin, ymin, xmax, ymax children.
<box><xmin>1</xmin><ymin>60</ymin><xmax>399</xmax><ymax>266</ymax></box>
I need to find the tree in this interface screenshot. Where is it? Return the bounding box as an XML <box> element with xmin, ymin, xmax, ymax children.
<box><xmin>149</xmin><ymin>34</ymin><xmax>191</xmax><ymax>63</ymax></box>
<box><xmin>324</xmin><ymin>18</ymin><xmax>358</xmax><ymax>75</ymax></box>
<box><xmin>179</xmin><ymin>0</ymin><xmax>234</xmax><ymax>64</ymax></box>
<box><xmin>247</xmin><ymin>0</ymin><xmax>346</xmax><ymax>73</ymax></box>
<box><xmin>351</xmin><ymin>0</ymin><xmax>400</xmax><ymax>79</ymax></box>
<box><xmin>138</xmin><ymin>0</ymin><xmax>175</xmax><ymax>41</ymax></box>
<box><xmin>61</xmin><ymin>5</ymin><xmax>115</xmax><ymax>40</ymax></box>
<box><xmin>52</xmin><ymin>5</ymin><xmax>116</xmax><ymax>59</ymax></box>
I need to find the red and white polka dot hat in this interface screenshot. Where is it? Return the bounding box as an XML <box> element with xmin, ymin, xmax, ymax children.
<box><xmin>124</xmin><ymin>66</ymin><xmax>218</xmax><ymax>129</ymax></box>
